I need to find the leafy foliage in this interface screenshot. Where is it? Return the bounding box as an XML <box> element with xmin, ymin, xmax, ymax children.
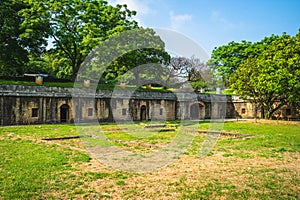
<box><xmin>209</xmin><ymin>31</ymin><xmax>300</xmax><ymax>119</ymax></box>
<box><xmin>208</xmin><ymin>35</ymin><xmax>279</xmax><ymax>80</ymax></box>
<box><xmin>76</xmin><ymin>27</ymin><xmax>171</xmax><ymax>88</ymax></box>
<box><xmin>103</xmin><ymin>28</ymin><xmax>170</xmax><ymax>86</ymax></box>
<box><xmin>19</xmin><ymin>0</ymin><xmax>138</xmax><ymax>80</ymax></box>
<box><xmin>0</xmin><ymin>0</ymin><xmax>48</xmax><ymax>76</ymax></box>
<box><xmin>209</xmin><ymin>41</ymin><xmax>252</xmax><ymax>79</ymax></box>
<box><xmin>230</xmin><ymin>31</ymin><xmax>300</xmax><ymax>119</ymax></box>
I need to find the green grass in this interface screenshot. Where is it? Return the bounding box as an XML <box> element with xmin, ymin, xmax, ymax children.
<box><xmin>0</xmin><ymin>139</ymin><xmax>93</xmax><ymax>199</ymax></box>
<box><xmin>217</xmin><ymin>121</ymin><xmax>300</xmax><ymax>157</ymax></box>
<box><xmin>77</xmin><ymin>122</ymin><xmax>179</xmax><ymax>153</ymax></box>
<box><xmin>0</xmin><ymin>79</ymin><xmax>172</xmax><ymax>92</ymax></box>
<box><xmin>0</xmin><ymin>79</ymin><xmax>235</xmax><ymax>94</ymax></box>
<box><xmin>0</xmin><ymin>124</ymin><xmax>113</xmax><ymax>199</ymax></box>
<box><xmin>201</xmin><ymin>89</ymin><xmax>234</xmax><ymax>95</ymax></box>
<box><xmin>0</xmin><ymin>79</ymin><xmax>75</xmax><ymax>88</ymax></box>
<box><xmin>0</xmin><ymin>121</ymin><xmax>299</xmax><ymax>199</ymax></box>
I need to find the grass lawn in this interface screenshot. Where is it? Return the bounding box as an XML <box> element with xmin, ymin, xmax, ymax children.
<box><xmin>0</xmin><ymin>120</ymin><xmax>299</xmax><ymax>199</ymax></box>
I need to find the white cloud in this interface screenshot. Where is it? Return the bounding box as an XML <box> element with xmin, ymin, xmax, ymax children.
<box><xmin>211</xmin><ymin>11</ymin><xmax>243</xmax><ymax>30</ymax></box>
<box><xmin>110</xmin><ymin>0</ymin><xmax>150</xmax><ymax>14</ymax></box>
<box><xmin>169</xmin><ymin>11</ymin><xmax>192</xmax><ymax>31</ymax></box>
<box><xmin>108</xmin><ymin>0</ymin><xmax>151</xmax><ymax>26</ymax></box>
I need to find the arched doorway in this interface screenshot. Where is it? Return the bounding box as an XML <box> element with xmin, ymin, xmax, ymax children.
<box><xmin>60</xmin><ymin>104</ymin><xmax>69</xmax><ymax>122</ymax></box>
<box><xmin>190</xmin><ymin>103</ymin><xmax>205</xmax><ymax>120</ymax></box>
<box><xmin>140</xmin><ymin>105</ymin><xmax>147</xmax><ymax>121</ymax></box>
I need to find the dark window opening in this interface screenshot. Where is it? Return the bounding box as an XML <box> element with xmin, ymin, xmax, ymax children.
<box><xmin>88</xmin><ymin>108</ymin><xmax>93</xmax><ymax>116</ymax></box>
<box><xmin>32</xmin><ymin>108</ymin><xmax>38</xmax><ymax>117</ymax></box>
<box><xmin>122</xmin><ymin>108</ymin><xmax>127</xmax><ymax>115</ymax></box>
<box><xmin>140</xmin><ymin>105</ymin><xmax>147</xmax><ymax>121</ymax></box>
<box><xmin>286</xmin><ymin>108</ymin><xmax>291</xmax><ymax>115</ymax></box>
<box><xmin>60</xmin><ymin>104</ymin><xmax>69</xmax><ymax>123</ymax></box>
<box><xmin>241</xmin><ymin>108</ymin><xmax>246</xmax><ymax>114</ymax></box>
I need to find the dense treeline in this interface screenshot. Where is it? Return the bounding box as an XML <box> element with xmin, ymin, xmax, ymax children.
<box><xmin>208</xmin><ymin>30</ymin><xmax>300</xmax><ymax>119</ymax></box>
<box><xmin>0</xmin><ymin>0</ymin><xmax>169</xmax><ymax>81</ymax></box>
<box><xmin>0</xmin><ymin>0</ymin><xmax>208</xmax><ymax>89</ymax></box>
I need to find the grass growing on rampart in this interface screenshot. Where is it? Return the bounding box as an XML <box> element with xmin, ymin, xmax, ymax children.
<box><xmin>0</xmin><ymin>79</ymin><xmax>174</xmax><ymax>92</ymax></box>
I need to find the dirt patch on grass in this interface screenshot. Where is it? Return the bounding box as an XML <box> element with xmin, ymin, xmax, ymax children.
<box><xmin>1</xmin><ymin>122</ymin><xmax>298</xmax><ymax>199</ymax></box>
<box><xmin>79</xmin><ymin>152</ymin><xmax>299</xmax><ymax>199</ymax></box>
<box><xmin>26</xmin><ymin>125</ymin><xmax>298</xmax><ymax>199</ymax></box>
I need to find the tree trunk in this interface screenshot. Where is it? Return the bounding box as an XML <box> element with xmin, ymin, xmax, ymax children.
<box><xmin>262</xmin><ymin>106</ymin><xmax>273</xmax><ymax>119</ymax></box>
<box><xmin>133</xmin><ymin>67</ymin><xmax>140</xmax><ymax>86</ymax></box>
<box><xmin>261</xmin><ymin>107</ymin><xmax>274</xmax><ymax>119</ymax></box>
<box><xmin>265</xmin><ymin>111</ymin><xmax>271</xmax><ymax>119</ymax></box>
<box><xmin>71</xmin><ymin>59</ymin><xmax>77</xmax><ymax>81</ymax></box>
<box><xmin>72</xmin><ymin>70</ymin><xmax>77</xmax><ymax>81</ymax></box>
<box><xmin>261</xmin><ymin>107</ymin><xmax>265</xmax><ymax>119</ymax></box>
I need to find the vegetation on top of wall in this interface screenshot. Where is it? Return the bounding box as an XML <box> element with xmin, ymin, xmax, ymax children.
<box><xmin>0</xmin><ymin>79</ymin><xmax>236</xmax><ymax>94</ymax></box>
<box><xmin>0</xmin><ymin>79</ymin><xmax>74</xmax><ymax>87</ymax></box>
<box><xmin>0</xmin><ymin>79</ymin><xmax>174</xmax><ymax>93</ymax></box>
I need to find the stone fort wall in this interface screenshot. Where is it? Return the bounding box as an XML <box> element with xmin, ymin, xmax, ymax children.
<box><xmin>0</xmin><ymin>85</ymin><xmax>299</xmax><ymax>125</ymax></box>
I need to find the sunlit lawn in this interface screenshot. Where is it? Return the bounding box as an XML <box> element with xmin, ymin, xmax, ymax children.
<box><xmin>0</xmin><ymin>120</ymin><xmax>299</xmax><ymax>199</ymax></box>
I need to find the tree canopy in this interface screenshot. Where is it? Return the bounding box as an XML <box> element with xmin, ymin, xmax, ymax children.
<box><xmin>103</xmin><ymin>28</ymin><xmax>170</xmax><ymax>86</ymax></box>
<box><xmin>19</xmin><ymin>0</ymin><xmax>138</xmax><ymax>80</ymax></box>
<box><xmin>208</xmin><ymin>35</ymin><xmax>280</xmax><ymax>86</ymax></box>
<box><xmin>0</xmin><ymin>0</ymin><xmax>173</xmax><ymax>82</ymax></box>
<box><xmin>0</xmin><ymin>0</ymin><xmax>48</xmax><ymax>76</ymax></box>
<box><xmin>210</xmin><ymin>30</ymin><xmax>300</xmax><ymax>119</ymax></box>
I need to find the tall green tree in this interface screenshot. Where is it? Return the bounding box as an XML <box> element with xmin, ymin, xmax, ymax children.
<box><xmin>76</xmin><ymin>27</ymin><xmax>171</xmax><ymax>86</ymax></box>
<box><xmin>104</xmin><ymin>28</ymin><xmax>170</xmax><ymax>86</ymax></box>
<box><xmin>20</xmin><ymin>0</ymin><xmax>138</xmax><ymax>80</ymax></box>
<box><xmin>0</xmin><ymin>0</ymin><xmax>47</xmax><ymax>76</ymax></box>
<box><xmin>208</xmin><ymin>35</ymin><xmax>279</xmax><ymax>86</ymax></box>
<box><xmin>208</xmin><ymin>40</ymin><xmax>252</xmax><ymax>85</ymax></box>
<box><xmin>230</xmin><ymin>32</ymin><xmax>300</xmax><ymax>119</ymax></box>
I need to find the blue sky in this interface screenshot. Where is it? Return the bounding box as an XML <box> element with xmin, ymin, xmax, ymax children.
<box><xmin>109</xmin><ymin>0</ymin><xmax>300</xmax><ymax>56</ymax></box>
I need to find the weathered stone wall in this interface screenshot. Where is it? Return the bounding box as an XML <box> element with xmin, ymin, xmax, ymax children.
<box><xmin>233</xmin><ymin>99</ymin><xmax>257</xmax><ymax>118</ymax></box>
<box><xmin>0</xmin><ymin>84</ymin><xmax>299</xmax><ymax>125</ymax></box>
